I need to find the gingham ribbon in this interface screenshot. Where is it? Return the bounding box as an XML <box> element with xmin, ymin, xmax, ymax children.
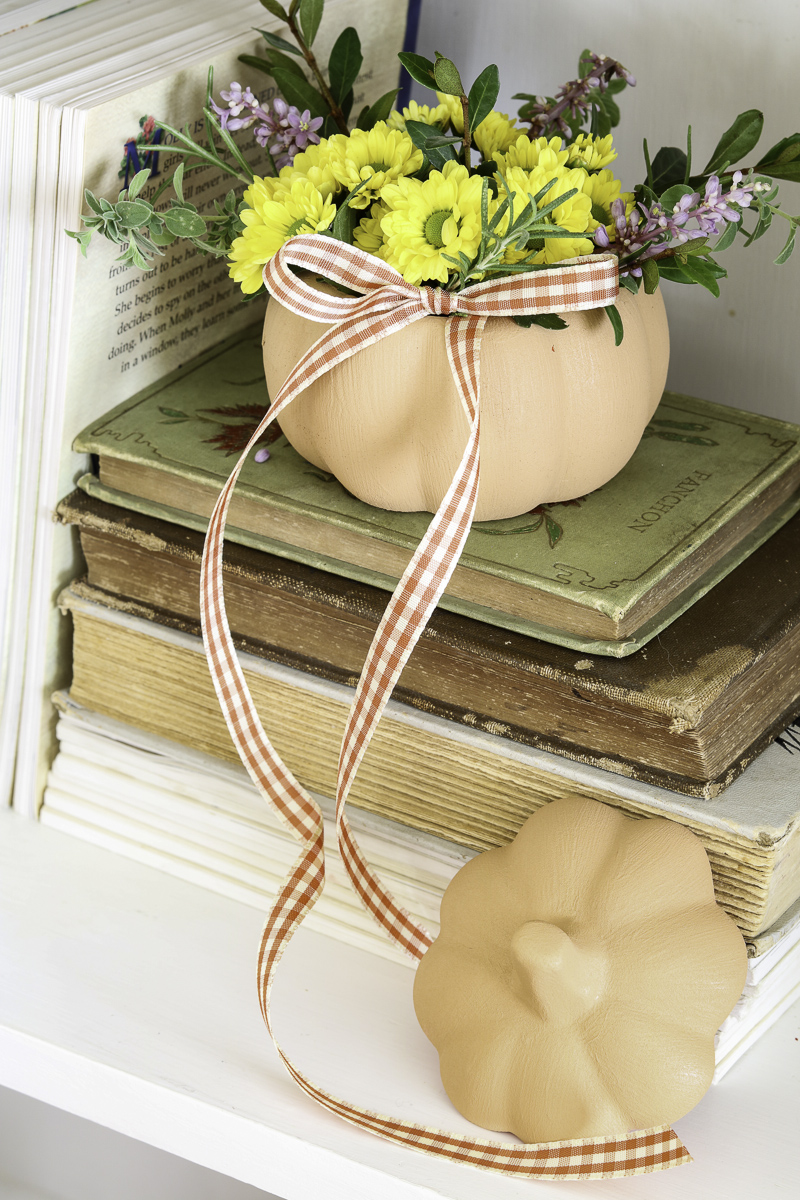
<box><xmin>200</xmin><ymin>234</ymin><xmax>691</xmax><ymax>1178</ymax></box>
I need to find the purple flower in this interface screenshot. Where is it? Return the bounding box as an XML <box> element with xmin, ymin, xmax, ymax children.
<box><xmin>211</xmin><ymin>82</ymin><xmax>322</xmax><ymax>168</ymax></box>
<box><xmin>254</xmin><ymin>446</ymin><xmax>271</xmax><ymax>463</ymax></box>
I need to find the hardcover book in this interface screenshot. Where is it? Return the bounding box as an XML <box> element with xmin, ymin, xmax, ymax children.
<box><xmin>72</xmin><ymin>326</ymin><xmax>800</xmax><ymax>657</ymax></box>
<box><xmin>58</xmin><ymin>489</ymin><xmax>800</xmax><ymax>796</ymax></box>
<box><xmin>59</xmin><ymin>584</ymin><xmax>800</xmax><ymax>939</ymax></box>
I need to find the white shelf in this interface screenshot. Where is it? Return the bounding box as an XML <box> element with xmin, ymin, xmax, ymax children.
<box><xmin>1</xmin><ymin>809</ymin><xmax>798</xmax><ymax>1199</ymax></box>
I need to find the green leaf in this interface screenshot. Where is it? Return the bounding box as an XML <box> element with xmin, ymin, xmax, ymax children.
<box><xmin>66</xmin><ymin>229</ymin><xmax>93</xmax><ymax>255</ymax></box>
<box><xmin>355</xmin><ymin>104</ymin><xmax>371</xmax><ymax>131</ymax></box>
<box><xmin>660</xmin><ymin>255</ymin><xmax>725</xmax><ymax>295</ymax></box>
<box><xmin>148</xmin><ymin>219</ymin><xmax>176</xmax><ymax>247</ymax></box>
<box><xmin>298</xmin><ymin>0</ymin><xmax>324</xmax><ymax>45</ymax></box>
<box><xmin>467</xmin><ymin>64</ymin><xmax>499</xmax><ymax>133</ymax></box>
<box><xmin>172</xmin><ymin>162</ymin><xmax>185</xmax><ymax>204</ymax></box>
<box><xmin>237</xmin><ymin>54</ymin><xmax>276</xmax><ymax>78</ymax></box>
<box><xmin>405</xmin><ymin>118</ymin><xmax>458</xmax><ymax>170</ymax></box>
<box><xmin>163</xmin><ymin>208</ymin><xmax>207</xmax><ymax>238</ymax></box>
<box><xmin>270</xmin><ymin>64</ymin><xmax>326</xmax><ymax>117</ymax></box>
<box><xmin>649</xmin><ymin>146</ymin><xmax>687</xmax><ymax>193</ymax></box>
<box><xmin>433</xmin><ymin>54</ymin><xmax>463</xmax><ymax>97</ymax></box>
<box><xmin>115</xmin><ymin>199</ymin><xmax>152</xmax><ymax>228</ymax></box>
<box><xmin>532</xmin><ymin>313</ymin><xmax>569</xmax><ymax>330</ymax></box>
<box><xmin>756</xmin><ymin>133</ymin><xmax>800</xmax><ymax>182</ymax></box>
<box><xmin>577</xmin><ymin>48</ymin><xmax>593</xmax><ymax>79</ymax></box>
<box><xmin>714</xmin><ymin>219</ymin><xmax>738</xmax><ymax>252</ymax></box>
<box><xmin>774</xmin><ymin>224</ymin><xmax>797</xmax><ymax>266</ymax></box>
<box><xmin>259</xmin><ymin>0</ymin><xmax>289</xmax><ymax>18</ymax></box>
<box><xmin>659</xmin><ymin>182</ymin><xmax>695</xmax><ymax>211</ymax></box>
<box><xmin>619</xmin><ymin>272</ymin><xmax>641</xmax><ymax>294</ymax></box>
<box><xmin>641</xmin><ymin>257</ymin><xmax>660</xmax><ymax>294</ymax></box>
<box><xmin>259</xmin><ymin>29</ymin><xmax>302</xmax><ymax>55</ymax></box>
<box><xmin>262</xmin><ymin>47</ymin><xmax>307</xmax><ymax>80</ymax></box>
<box><xmin>359</xmin><ymin>87</ymin><xmax>401</xmax><ymax>129</ymax></box>
<box><xmin>126</xmin><ymin>169</ymin><xmax>151</xmax><ymax>200</ymax></box>
<box><xmin>84</xmin><ymin>189</ymin><xmax>103</xmax><ymax>215</ymax></box>
<box><xmin>601</xmin><ymin>93</ymin><xmax>620</xmax><ymax>128</ymax></box>
<box><xmin>328</xmin><ymin>27</ymin><xmax>362</xmax><ymax>105</ymax></box>
<box><xmin>704</xmin><ymin>109</ymin><xmax>764</xmax><ymax>174</ymax></box>
<box><xmin>604</xmin><ymin>303</ymin><xmax>624</xmax><ymax>346</ymax></box>
<box><xmin>743</xmin><ymin>204</ymin><xmax>773</xmax><ymax>246</ymax></box>
<box><xmin>331</xmin><ymin>178</ymin><xmax>370</xmax><ymax>242</ymax></box>
<box><xmin>397</xmin><ymin>51</ymin><xmax>437</xmax><ymax>90</ymax></box>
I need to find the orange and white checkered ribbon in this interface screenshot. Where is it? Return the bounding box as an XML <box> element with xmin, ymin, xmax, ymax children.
<box><xmin>200</xmin><ymin>234</ymin><xmax>691</xmax><ymax>1178</ymax></box>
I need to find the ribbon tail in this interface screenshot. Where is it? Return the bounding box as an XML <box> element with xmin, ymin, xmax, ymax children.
<box><xmin>334</xmin><ymin>314</ymin><xmax>486</xmax><ymax>960</ymax></box>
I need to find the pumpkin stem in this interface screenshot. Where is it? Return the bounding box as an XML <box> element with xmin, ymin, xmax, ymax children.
<box><xmin>510</xmin><ymin>922</ymin><xmax>607</xmax><ymax>1025</ymax></box>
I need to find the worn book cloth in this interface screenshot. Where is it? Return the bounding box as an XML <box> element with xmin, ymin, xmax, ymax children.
<box><xmin>58</xmin><ymin>489</ymin><xmax>800</xmax><ymax>795</ymax></box>
<box><xmin>41</xmin><ymin>697</ymin><xmax>800</xmax><ymax>1085</ymax></box>
<box><xmin>59</xmin><ymin>585</ymin><xmax>800</xmax><ymax>939</ymax></box>
<box><xmin>72</xmin><ymin>325</ymin><xmax>800</xmax><ymax>657</ymax></box>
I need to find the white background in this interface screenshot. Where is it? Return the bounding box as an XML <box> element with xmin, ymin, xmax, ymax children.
<box><xmin>412</xmin><ymin>0</ymin><xmax>800</xmax><ymax>424</ymax></box>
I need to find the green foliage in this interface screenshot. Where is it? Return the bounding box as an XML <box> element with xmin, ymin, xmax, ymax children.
<box><xmin>604</xmin><ymin>303</ymin><xmax>624</xmax><ymax>345</ymax></box>
<box><xmin>405</xmin><ymin>119</ymin><xmax>459</xmax><ymax>171</ymax></box>
<box><xmin>512</xmin><ymin>313</ymin><xmax>569</xmax><ymax>330</ymax></box>
<box><xmin>467</xmin><ymin>64</ymin><xmax>500</xmax><ymax>133</ymax></box>
<box><xmin>641</xmin><ymin>257</ymin><xmax>659</xmax><ymax>294</ymax></box>
<box><xmin>432</xmin><ymin>53</ymin><xmax>463</xmax><ymax>97</ymax></box>
<box><xmin>756</xmin><ymin>133</ymin><xmax>800</xmax><ymax>183</ymax></box>
<box><xmin>259</xmin><ymin>0</ymin><xmax>289</xmax><ymax>18</ymax></box>
<box><xmin>298</xmin><ymin>0</ymin><xmax>324</xmax><ymax>46</ymax></box>
<box><xmin>657</xmin><ymin>256</ymin><xmax>727</xmax><ymax>295</ymax></box>
<box><xmin>328</xmin><ymin>27</ymin><xmax>362</xmax><ymax>105</ymax></box>
<box><xmin>259</xmin><ymin>29</ymin><xmax>303</xmax><ymax>56</ymax></box>
<box><xmin>397</xmin><ymin>51</ymin><xmax>437</xmax><ymax>90</ymax></box>
<box><xmin>703</xmin><ymin>109</ymin><xmax>764</xmax><ymax>174</ymax></box>
<box><xmin>647</xmin><ymin>146</ymin><xmax>687</xmax><ymax>193</ymax></box>
<box><xmin>355</xmin><ymin>88</ymin><xmax>400</xmax><ymax>130</ymax></box>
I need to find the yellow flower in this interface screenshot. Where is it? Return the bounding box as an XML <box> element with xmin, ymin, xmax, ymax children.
<box><xmin>436</xmin><ymin>91</ymin><xmax>464</xmax><ymax>133</ymax></box>
<box><xmin>387</xmin><ymin>100</ymin><xmax>450</xmax><ymax>132</ymax></box>
<box><xmin>567</xmin><ymin>133</ymin><xmax>617</xmax><ymax>170</ymax></box>
<box><xmin>494</xmin><ymin>134</ymin><xmax>569</xmax><ymax>175</ymax></box>
<box><xmin>280</xmin><ymin>139</ymin><xmax>340</xmax><ymax>199</ymax></box>
<box><xmin>579</xmin><ymin>168</ymin><xmax>635</xmax><ymax>232</ymax></box>
<box><xmin>327</xmin><ymin>122</ymin><xmax>423</xmax><ymax>208</ymax></box>
<box><xmin>354</xmin><ymin>200</ymin><xmax>389</xmax><ymax>257</ymax></box>
<box><xmin>380</xmin><ymin>161</ymin><xmax>483</xmax><ymax>285</ymax></box>
<box><xmin>472</xmin><ymin>109</ymin><xmax>518</xmax><ymax>160</ymax></box>
<box><xmin>498</xmin><ymin>165</ymin><xmax>593</xmax><ymax>265</ymax></box>
<box><xmin>228</xmin><ymin>178</ymin><xmax>336</xmax><ymax>294</ymax></box>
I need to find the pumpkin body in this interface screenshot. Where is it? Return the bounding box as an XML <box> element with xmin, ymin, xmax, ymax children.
<box><xmin>413</xmin><ymin>795</ymin><xmax>747</xmax><ymax>1143</ymax></box>
<box><xmin>262</xmin><ymin>284</ymin><xmax>669</xmax><ymax>521</ymax></box>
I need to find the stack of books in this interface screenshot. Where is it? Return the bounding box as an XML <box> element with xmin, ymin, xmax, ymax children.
<box><xmin>41</xmin><ymin>322</ymin><xmax>800</xmax><ymax>1079</ymax></box>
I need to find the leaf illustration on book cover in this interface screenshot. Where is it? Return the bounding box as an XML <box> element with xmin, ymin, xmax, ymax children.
<box><xmin>477</xmin><ymin>497</ymin><xmax>587</xmax><ymax>546</ymax></box>
<box><xmin>158</xmin><ymin>402</ymin><xmax>282</xmax><ymax>457</ymax></box>
<box><xmin>642</xmin><ymin>418</ymin><xmax>719</xmax><ymax>446</ymax></box>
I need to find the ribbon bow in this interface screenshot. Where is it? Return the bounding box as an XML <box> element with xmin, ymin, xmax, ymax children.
<box><xmin>200</xmin><ymin>235</ymin><xmax>690</xmax><ymax>1178</ymax></box>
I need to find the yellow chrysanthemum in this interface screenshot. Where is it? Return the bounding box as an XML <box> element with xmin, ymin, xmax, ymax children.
<box><xmin>436</xmin><ymin>91</ymin><xmax>464</xmax><ymax>133</ymax></box>
<box><xmin>387</xmin><ymin>99</ymin><xmax>450</xmax><ymax>132</ymax></box>
<box><xmin>327</xmin><ymin>122</ymin><xmax>424</xmax><ymax>208</ymax></box>
<box><xmin>567</xmin><ymin>133</ymin><xmax>617</xmax><ymax>170</ymax></box>
<box><xmin>498</xmin><ymin>164</ymin><xmax>593</xmax><ymax>265</ymax></box>
<box><xmin>579</xmin><ymin>168</ymin><xmax>635</xmax><ymax>232</ymax></box>
<box><xmin>353</xmin><ymin>200</ymin><xmax>389</xmax><ymax>257</ymax></box>
<box><xmin>279</xmin><ymin>139</ymin><xmax>340</xmax><ymax>199</ymax></box>
<box><xmin>493</xmin><ymin>134</ymin><xmax>569</xmax><ymax>175</ymax></box>
<box><xmin>228</xmin><ymin>178</ymin><xmax>336</xmax><ymax>293</ymax></box>
<box><xmin>380</xmin><ymin>161</ymin><xmax>483</xmax><ymax>285</ymax></box>
<box><xmin>472</xmin><ymin>109</ymin><xmax>519</xmax><ymax>161</ymax></box>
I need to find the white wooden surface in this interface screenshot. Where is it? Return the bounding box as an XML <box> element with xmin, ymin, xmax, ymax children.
<box><xmin>1</xmin><ymin>809</ymin><xmax>798</xmax><ymax>1199</ymax></box>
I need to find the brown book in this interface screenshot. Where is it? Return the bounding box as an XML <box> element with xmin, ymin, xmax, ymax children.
<box><xmin>58</xmin><ymin>489</ymin><xmax>800</xmax><ymax>797</ymax></box>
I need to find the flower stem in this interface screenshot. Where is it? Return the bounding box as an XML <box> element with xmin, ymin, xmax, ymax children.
<box><xmin>461</xmin><ymin>93</ymin><xmax>471</xmax><ymax>167</ymax></box>
<box><xmin>287</xmin><ymin>13</ymin><xmax>350</xmax><ymax>134</ymax></box>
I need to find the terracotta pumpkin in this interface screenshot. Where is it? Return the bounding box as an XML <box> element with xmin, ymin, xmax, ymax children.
<box><xmin>413</xmin><ymin>795</ymin><xmax>747</xmax><ymax>1143</ymax></box>
<box><xmin>262</xmin><ymin>282</ymin><xmax>669</xmax><ymax>521</ymax></box>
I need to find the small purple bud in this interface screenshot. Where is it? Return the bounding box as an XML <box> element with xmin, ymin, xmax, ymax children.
<box><xmin>254</xmin><ymin>447</ymin><xmax>271</xmax><ymax>463</ymax></box>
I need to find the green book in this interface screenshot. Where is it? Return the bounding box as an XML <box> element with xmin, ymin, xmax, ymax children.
<box><xmin>73</xmin><ymin>325</ymin><xmax>800</xmax><ymax>657</ymax></box>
